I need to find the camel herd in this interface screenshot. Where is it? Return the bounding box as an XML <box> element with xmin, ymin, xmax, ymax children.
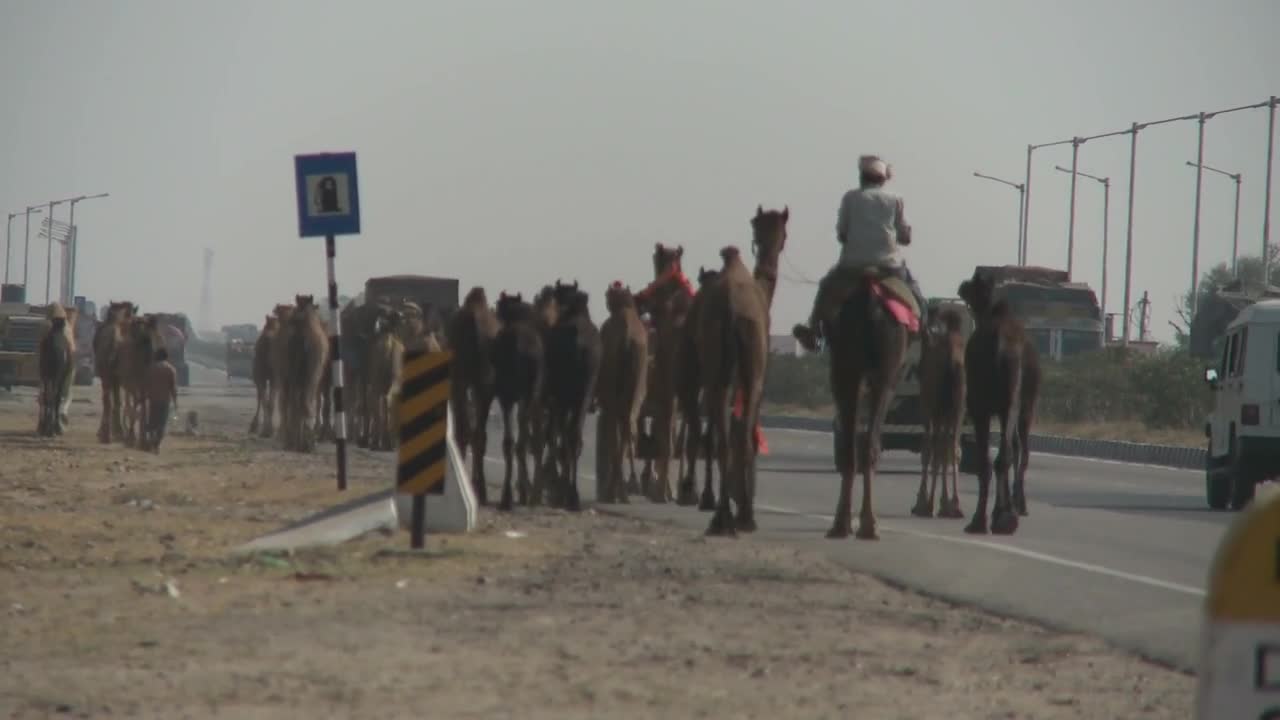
<box><xmin>29</xmin><ymin>205</ymin><xmax>1041</xmax><ymax>543</ymax></box>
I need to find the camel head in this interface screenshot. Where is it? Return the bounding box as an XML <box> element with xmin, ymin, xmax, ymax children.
<box><xmin>552</xmin><ymin>279</ymin><xmax>581</xmax><ymax>310</ymax></box>
<box><xmin>375</xmin><ymin>308</ymin><xmax>403</xmax><ymax>335</ymax></box>
<box><xmin>272</xmin><ymin>303</ymin><xmax>295</xmax><ymax>322</ymax></box>
<box><xmin>534</xmin><ymin>285</ymin><xmax>559</xmax><ymax>327</ymax></box>
<box><xmin>495</xmin><ymin>291</ymin><xmax>528</xmax><ymax>324</ymax></box>
<box><xmin>935</xmin><ymin>306</ymin><xmax>965</xmax><ymax>334</ymax></box>
<box><xmin>463</xmin><ymin>286</ymin><xmax>488</xmax><ymax>309</ymax></box>
<box><xmin>295</xmin><ymin>294</ymin><xmax>316</xmax><ymax>311</ymax></box>
<box><xmin>958</xmin><ymin>274</ymin><xmax>996</xmax><ymax>315</ymax></box>
<box><xmin>751</xmin><ymin>205</ymin><xmax>789</xmax><ymax>261</ymax></box>
<box><xmin>652</xmin><ymin>243</ymin><xmax>684</xmax><ymax>279</ymax></box>
<box><xmin>105</xmin><ymin>301</ymin><xmax>134</xmax><ymax>325</ymax></box>
<box><xmin>696</xmin><ymin>266</ymin><xmax>721</xmax><ymax>289</ymax></box>
<box><xmin>605</xmin><ymin>282</ymin><xmax>634</xmax><ymax>315</ymax></box>
<box><xmin>263</xmin><ymin>315</ymin><xmax>279</xmax><ymax>333</ymax></box>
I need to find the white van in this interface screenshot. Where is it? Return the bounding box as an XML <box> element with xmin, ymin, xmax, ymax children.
<box><xmin>1203</xmin><ymin>299</ymin><xmax>1280</xmax><ymax>510</ymax></box>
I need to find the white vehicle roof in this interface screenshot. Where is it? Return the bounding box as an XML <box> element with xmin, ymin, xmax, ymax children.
<box><xmin>1226</xmin><ymin>298</ymin><xmax>1280</xmax><ymax>329</ymax></box>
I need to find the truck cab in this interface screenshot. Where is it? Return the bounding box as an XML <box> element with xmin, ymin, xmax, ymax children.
<box><xmin>1203</xmin><ymin>299</ymin><xmax>1280</xmax><ymax>511</ymax></box>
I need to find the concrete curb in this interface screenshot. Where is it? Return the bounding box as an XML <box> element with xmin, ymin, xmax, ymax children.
<box><xmin>758</xmin><ymin>415</ymin><xmax>1206</xmax><ymax>471</ymax></box>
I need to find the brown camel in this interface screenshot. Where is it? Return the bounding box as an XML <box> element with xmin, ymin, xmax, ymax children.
<box><xmin>957</xmin><ymin>272</ymin><xmax>1041</xmax><ymax>535</ymax></box>
<box><xmin>820</xmin><ymin>255</ymin><xmax>927</xmax><ymax>539</ymax></box>
<box><xmin>249</xmin><ymin>314</ymin><xmax>278</xmax><ymax>437</ymax></box>
<box><xmin>492</xmin><ymin>291</ymin><xmax>546</xmax><ymax>510</ymax></box>
<box><xmin>675</xmin><ymin>265</ymin><xmax>720</xmax><ymax>509</ymax></box>
<box><xmin>695</xmin><ymin>205</ymin><xmax>789</xmax><ymax>536</ymax></box>
<box><xmin>445</xmin><ymin>287</ymin><xmax>500</xmax><ymax>505</ymax></box>
<box><xmin>911</xmin><ymin>306</ymin><xmax>967</xmax><ymax>519</ymax></box>
<box><xmin>120</xmin><ymin>314</ymin><xmax>163</xmax><ymax>448</ymax></box>
<box><xmin>367</xmin><ymin>309</ymin><xmax>405</xmax><ymax>451</ymax></box>
<box><xmin>595</xmin><ymin>282</ymin><xmax>648</xmax><ymax>504</ymax></box>
<box><xmin>94</xmin><ymin>301</ymin><xmax>136</xmax><ymax>443</ymax></box>
<box><xmin>261</xmin><ymin>303</ymin><xmax>295</xmax><ymax>439</ymax></box>
<box><xmin>274</xmin><ymin>295</ymin><xmax>329</xmax><ymax>452</ymax></box>
<box><xmin>632</xmin><ymin>243</ymin><xmax>694</xmax><ymax>503</ymax></box>
<box><xmin>543</xmin><ymin>280</ymin><xmax>602</xmax><ymax>511</ymax></box>
<box><xmin>37</xmin><ymin>310</ymin><xmax>73</xmax><ymax>437</ymax></box>
<box><xmin>39</xmin><ymin>303</ymin><xmax>79</xmax><ymax>430</ymax></box>
<box><xmin>342</xmin><ymin>298</ymin><xmax>394</xmax><ymax>447</ymax></box>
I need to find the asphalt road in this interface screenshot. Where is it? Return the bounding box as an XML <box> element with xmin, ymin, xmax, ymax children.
<box><xmin>482</xmin><ymin>418</ymin><xmax>1227</xmax><ymax>673</ymax></box>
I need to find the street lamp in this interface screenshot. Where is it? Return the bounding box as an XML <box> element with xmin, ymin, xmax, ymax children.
<box><xmin>64</xmin><ymin>193</ymin><xmax>109</xmax><ymax>305</ymax></box>
<box><xmin>1186</xmin><ymin>161</ymin><xmax>1243</xmax><ymax>278</ymax></box>
<box><xmin>1055</xmin><ymin>165</ymin><xmax>1111</xmax><ymax>325</ymax></box>
<box><xmin>4</xmin><ymin>206</ymin><xmax>43</xmax><ymax>289</ymax></box>
<box><xmin>37</xmin><ymin>193</ymin><xmax>109</xmax><ymax>306</ymax></box>
<box><xmin>973</xmin><ymin>171</ymin><xmax>1025</xmax><ymax>264</ymax></box>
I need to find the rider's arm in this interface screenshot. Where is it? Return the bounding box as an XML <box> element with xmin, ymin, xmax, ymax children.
<box><xmin>835</xmin><ymin>192</ymin><xmax>851</xmax><ymax>244</ymax></box>
<box><xmin>895</xmin><ymin>197</ymin><xmax>912</xmax><ymax>246</ymax></box>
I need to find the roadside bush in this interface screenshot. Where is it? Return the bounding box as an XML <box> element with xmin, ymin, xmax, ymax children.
<box><xmin>762</xmin><ymin>346</ymin><xmax>1212</xmax><ymax>430</ymax></box>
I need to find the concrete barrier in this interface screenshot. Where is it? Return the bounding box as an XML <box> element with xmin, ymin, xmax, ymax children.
<box><xmin>758</xmin><ymin>414</ymin><xmax>1206</xmax><ymax>471</ymax></box>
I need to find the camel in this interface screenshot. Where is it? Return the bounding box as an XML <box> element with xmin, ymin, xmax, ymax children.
<box><xmin>445</xmin><ymin>287</ymin><xmax>500</xmax><ymax>505</ymax></box>
<box><xmin>492</xmin><ymin>292</ymin><xmax>546</xmax><ymax>510</ymax></box>
<box><xmin>37</xmin><ymin>314</ymin><xmax>72</xmax><ymax>437</ymax></box>
<box><xmin>543</xmin><ymin>280</ymin><xmax>602</xmax><ymax>511</ymax></box>
<box><xmin>260</xmin><ymin>303</ymin><xmax>295</xmax><ymax>439</ymax></box>
<box><xmin>249</xmin><ymin>314</ymin><xmax>279</xmax><ymax>437</ymax></box>
<box><xmin>274</xmin><ymin>295</ymin><xmax>329</xmax><ymax>452</ymax></box>
<box><xmin>341</xmin><ymin>298</ymin><xmax>395</xmax><ymax>447</ymax></box>
<box><xmin>696</xmin><ymin>205</ymin><xmax>789</xmax><ymax>536</ymax></box>
<box><xmin>367</xmin><ymin>309</ymin><xmax>406</xmax><ymax>451</ymax></box>
<box><xmin>38</xmin><ymin>303</ymin><xmax>78</xmax><ymax>431</ymax></box>
<box><xmin>957</xmin><ymin>272</ymin><xmax>1041</xmax><ymax>535</ymax></box>
<box><xmin>531</xmin><ymin>285</ymin><xmax>561</xmax><ymax>496</ymax></box>
<box><xmin>93</xmin><ymin>301</ymin><xmax>136</xmax><ymax>443</ymax></box>
<box><xmin>911</xmin><ymin>306</ymin><xmax>967</xmax><ymax>519</ymax></box>
<box><xmin>120</xmin><ymin>314</ymin><xmax>163</xmax><ymax>448</ymax></box>
<box><xmin>632</xmin><ymin>243</ymin><xmax>694</xmax><ymax>503</ymax></box>
<box><xmin>595</xmin><ymin>282</ymin><xmax>648</xmax><ymax>504</ymax></box>
<box><xmin>820</xmin><ymin>256</ymin><xmax>922</xmax><ymax>539</ymax></box>
<box><xmin>675</xmin><ymin>265</ymin><xmax>720</xmax><ymax>509</ymax></box>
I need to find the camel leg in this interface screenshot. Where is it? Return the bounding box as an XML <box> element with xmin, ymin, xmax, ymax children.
<box><xmin>595</xmin><ymin>409</ymin><xmax>611</xmax><ymax>503</ymax></box>
<box><xmin>911</xmin><ymin>423</ymin><xmax>934</xmax><ymax>517</ymax></box>
<box><xmin>857</xmin><ymin>376</ymin><xmax>893</xmax><ymax>541</ymax></box>
<box><xmin>515</xmin><ymin>401</ymin><xmax>534</xmax><ymax>506</ymax></box>
<box><xmin>991</xmin><ymin>409</ymin><xmax>1019</xmax><ymax>535</ymax></box>
<box><xmin>529</xmin><ymin>407</ymin><xmax>548</xmax><ymax>507</ymax></box>
<box><xmin>676</xmin><ymin>410</ymin><xmax>699</xmax><ymax>506</ymax></box>
<box><xmin>704</xmin><ymin>389</ymin><xmax>736</xmax><ymax>538</ymax></box>
<box><xmin>261</xmin><ymin>381</ymin><xmax>277</xmax><ymax>439</ymax></box>
<box><xmin>498</xmin><ymin>402</ymin><xmax>515</xmax><ymax>512</ymax></box>
<box><xmin>650</xmin><ymin>400</ymin><xmax>674</xmax><ymax>504</ymax></box>
<box><xmin>828</xmin><ymin>394</ymin><xmax>858</xmax><ymax>539</ymax></box>
<box><xmin>97</xmin><ymin>379</ymin><xmax>112</xmax><ymax>443</ymax></box>
<box><xmin>1013</xmin><ymin>412</ymin><xmax>1032</xmax><ymax>516</ymax></box>
<box><xmin>964</xmin><ymin>417</ymin><xmax>993</xmax><ymax>534</ymax></box>
<box><xmin>110</xmin><ymin>382</ymin><xmax>124</xmax><ymax>440</ymax></box>
<box><xmin>563</xmin><ymin>404</ymin><xmax>588</xmax><ymax>513</ymax></box>
<box><xmin>944</xmin><ymin>431</ymin><xmax>965</xmax><ymax>518</ymax></box>
<box><xmin>249</xmin><ymin>380</ymin><xmax>263</xmax><ymax>434</ymax></box>
<box><xmin>619</xmin><ymin>410</ymin><xmax>636</xmax><ymax>504</ymax></box>
<box><xmin>698</xmin><ymin>421</ymin><xmax>716</xmax><ymax>511</ymax></box>
<box><xmin>470</xmin><ymin>389</ymin><xmax>493</xmax><ymax>506</ymax></box>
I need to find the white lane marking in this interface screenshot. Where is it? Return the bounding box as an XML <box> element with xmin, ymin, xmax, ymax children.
<box><xmin>754</xmin><ymin>502</ymin><xmax>1206</xmax><ymax>597</ymax></box>
<box><xmin>763</xmin><ymin>427</ymin><xmax>1202</xmax><ymax>475</ymax></box>
<box><xmin>479</xmin><ymin>455</ymin><xmax>1205</xmax><ymax>597</ymax></box>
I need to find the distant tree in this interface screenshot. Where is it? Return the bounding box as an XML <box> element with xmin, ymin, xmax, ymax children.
<box><xmin>1171</xmin><ymin>244</ymin><xmax>1280</xmax><ymax>348</ymax></box>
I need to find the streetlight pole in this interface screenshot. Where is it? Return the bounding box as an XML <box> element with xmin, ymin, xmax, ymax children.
<box><xmin>61</xmin><ymin>193</ymin><xmax>109</xmax><ymax>305</ymax></box>
<box><xmin>5</xmin><ymin>207</ymin><xmax>43</xmax><ymax>287</ymax></box>
<box><xmin>21</xmin><ymin>204</ymin><xmax>43</xmax><ymax>291</ymax></box>
<box><xmin>1264</xmin><ymin>96</ymin><xmax>1277</xmax><ymax>285</ymax></box>
<box><xmin>1186</xmin><ymin>161</ymin><xmax>1243</xmax><ymax>277</ymax></box>
<box><xmin>1066</xmin><ymin>138</ymin><xmax>1082</xmax><ymax>280</ymax></box>
<box><xmin>973</xmin><ymin>171</ymin><xmax>1025</xmax><ymax>264</ymax></box>
<box><xmin>1191</xmin><ymin>112</ymin><xmax>1209</xmax><ymax>320</ymax></box>
<box><xmin>1055</xmin><ymin>165</ymin><xmax>1110</xmax><ymax>323</ymax></box>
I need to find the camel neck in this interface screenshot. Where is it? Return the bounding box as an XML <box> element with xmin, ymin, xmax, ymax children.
<box><xmin>754</xmin><ymin>260</ymin><xmax>779</xmax><ymax>308</ymax></box>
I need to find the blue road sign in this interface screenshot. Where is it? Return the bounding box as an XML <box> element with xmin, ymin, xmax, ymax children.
<box><xmin>294</xmin><ymin>152</ymin><xmax>361</xmax><ymax>237</ymax></box>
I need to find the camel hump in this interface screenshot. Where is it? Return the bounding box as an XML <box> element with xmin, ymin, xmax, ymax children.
<box><xmin>719</xmin><ymin>246</ymin><xmax>740</xmax><ymax>264</ymax></box>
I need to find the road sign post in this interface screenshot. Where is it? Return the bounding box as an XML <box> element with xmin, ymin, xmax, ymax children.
<box><xmin>396</xmin><ymin>348</ymin><xmax>452</xmax><ymax>549</ymax></box>
<box><xmin>1196</xmin><ymin>488</ymin><xmax>1280</xmax><ymax>718</ymax></box>
<box><xmin>294</xmin><ymin>151</ymin><xmax>361</xmax><ymax>492</ymax></box>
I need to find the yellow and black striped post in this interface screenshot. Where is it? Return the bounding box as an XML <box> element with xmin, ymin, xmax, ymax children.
<box><xmin>397</xmin><ymin>348</ymin><xmax>452</xmax><ymax>549</ymax></box>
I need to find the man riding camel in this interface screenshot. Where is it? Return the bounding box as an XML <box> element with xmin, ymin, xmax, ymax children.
<box><xmin>792</xmin><ymin>154</ymin><xmax>929</xmax><ymax>352</ymax></box>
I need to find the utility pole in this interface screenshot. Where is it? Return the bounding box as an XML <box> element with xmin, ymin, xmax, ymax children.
<box><xmin>1137</xmin><ymin>291</ymin><xmax>1151</xmax><ymax>342</ymax></box>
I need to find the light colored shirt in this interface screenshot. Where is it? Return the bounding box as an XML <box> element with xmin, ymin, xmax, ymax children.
<box><xmin>835</xmin><ymin>186</ymin><xmax>910</xmax><ymax>268</ymax></box>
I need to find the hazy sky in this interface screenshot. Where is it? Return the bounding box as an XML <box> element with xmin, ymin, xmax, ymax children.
<box><xmin>2</xmin><ymin>0</ymin><xmax>1277</xmax><ymax>343</ymax></box>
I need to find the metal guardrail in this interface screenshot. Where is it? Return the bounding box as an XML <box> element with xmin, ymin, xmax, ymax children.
<box><xmin>758</xmin><ymin>414</ymin><xmax>1206</xmax><ymax>471</ymax></box>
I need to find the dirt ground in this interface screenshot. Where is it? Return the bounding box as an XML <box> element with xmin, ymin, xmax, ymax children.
<box><xmin>0</xmin><ymin>382</ymin><xmax>1195</xmax><ymax>719</ymax></box>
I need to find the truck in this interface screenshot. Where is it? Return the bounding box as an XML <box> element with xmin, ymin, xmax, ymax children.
<box><xmin>150</xmin><ymin>313</ymin><xmax>192</xmax><ymax>387</ymax></box>
<box><xmin>0</xmin><ymin>292</ymin><xmax>50</xmax><ymax>391</ymax></box>
<box><xmin>222</xmin><ymin>323</ymin><xmax>259</xmax><ymax>381</ymax></box>
<box><xmin>974</xmin><ymin>265</ymin><xmax>1105</xmax><ymax>361</ymax></box>
<box><xmin>362</xmin><ymin>275</ymin><xmax>460</xmax><ymax>328</ymax></box>
<box><xmin>71</xmin><ymin>297</ymin><xmax>98</xmax><ymax>386</ymax></box>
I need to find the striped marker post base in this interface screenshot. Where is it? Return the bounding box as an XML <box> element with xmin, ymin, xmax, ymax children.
<box><xmin>397</xmin><ymin>348</ymin><xmax>452</xmax><ymax>549</ymax></box>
